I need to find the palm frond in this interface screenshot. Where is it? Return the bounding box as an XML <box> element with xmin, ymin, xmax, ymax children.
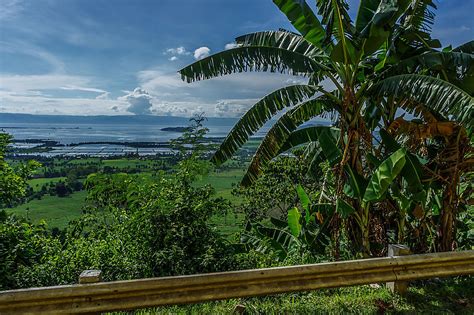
<box><xmin>241</xmin><ymin>96</ymin><xmax>337</xmax><ymax>186</ymax></box>
<box><xmin>277</xmin><ymin>125</ymin><xmax>337</xmax><ymax>154</ymax></box>
<box><xmin>355</xmin><ymin>0</ymin><xmax>381</xmax><ymax>33</ymax></box>
<box><xmin>211</xmin><ymin>84</ymin><xmax>321</xmax><ymax>165</ymax></box>
<box><xmin>236</xmin><ymin>30</ymin><xmax>328</xmax><ymax>59</ymax></box>
<box><xmin>453</xmin><ymin>40</ymin><xmax>474</xmax><ymax>54</ymax></box>
<box><xmin>179</xmin><ymin>46</ymin><xmax>325</xmax><ymax>83</ymax></box>
<box><xmin>400</xmin><ymin>0</ymin><xmax>437</xmax><ymax>33</ymax></box>
<box><xmin>372</xmin><ymin>74</ymin><xmax>474</xmax><ymax>128</ymax></box>
<box><xmin>302</xmin><ymin>141</ymin><xmax>325</xmax><ymax>178</ymax></box>
<box><xmin>272</xmin><ymin>0</ymin><xmax>326</xmax><ymax>46</ymax></box>
<box><xmin>316</xmin><ymin>0</ymin><xmax>353</xmax><ymax>42</ymax></box>
<box><xmin>384</xmin><ymin>51</ymin><xmax>474</xmax><ymax>94</ymax></box>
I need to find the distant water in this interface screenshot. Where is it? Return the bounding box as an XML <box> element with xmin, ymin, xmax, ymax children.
<box><xmin>1</xmin><ymin>114</ymin><xmax>330</xmax><ymax>156</ymax></box>
<box><xmin>1</xmin><ymin>122</ymin><xmax>242</xmax><ymax>144</ymax></box>
<box><xmin>0</xmin><ymin>114</ymin><xmax>244</xmax><ymax>144</ymax></box>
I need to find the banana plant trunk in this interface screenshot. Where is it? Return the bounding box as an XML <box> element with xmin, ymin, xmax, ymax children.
<box><xmin>438</xmin><ymin>182</ymin><xmax>457</xmax><ymax>252</ymax></box>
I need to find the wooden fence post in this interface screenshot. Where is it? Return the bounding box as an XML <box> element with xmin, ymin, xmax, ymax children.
<box><xmin>79</xmin><ymin>270</ymin><xmax>102</xmax><ymax>284</ymax></box>
<box><xmin>386</xmin><ymin>244</ymin><xmax>411</xmax><ymax>295</ymax></box>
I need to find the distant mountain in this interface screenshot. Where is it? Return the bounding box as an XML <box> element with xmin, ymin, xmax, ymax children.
<box><xmin>0</xmin><ymin>113</ymin><xmax>237</xmax><ymax>126</ymax></box>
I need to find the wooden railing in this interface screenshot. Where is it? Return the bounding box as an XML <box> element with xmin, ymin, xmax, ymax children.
<box><xmin>1</xmin><ymin>249</ymin><xmax>473</xmax><ymax>314</ymax></box>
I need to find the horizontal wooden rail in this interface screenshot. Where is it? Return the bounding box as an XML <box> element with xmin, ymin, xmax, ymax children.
<box><xmin>0</xmin><ymin>250</ymin><xmax>473</xmax><ymax>314</ymax></box>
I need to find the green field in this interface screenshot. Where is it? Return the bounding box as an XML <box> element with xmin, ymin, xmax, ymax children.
<box><xmin>102</xmin><ymin>159</ymin><xmax>155</xmax><ymax>168</ymax></box>
<box><xmin>194</xmin><ymin>168</ymin><xmax>245</xmax><ymax>202</ymax></box>
<box><xmin>28</xmin><ymin>177</ymin><xmax>67</xmax><ymax>192</ymax></box>
<box><xmin>8</xmin><ymin>191</ymin><xmax>86</xmax><ymax>229</ymax></box>
<box><xmin>10</xmin><ymin>167</ymin><xmax>246</xmax><ymax>234</ymax></box>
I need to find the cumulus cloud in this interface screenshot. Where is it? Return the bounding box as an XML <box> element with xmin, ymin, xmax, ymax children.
<box><xmin>224</xmin><ymin>43</ymin><xmax>240</xmax><ymax>50</ymax></box>
<box><xmin>194</xmin><ymin>47</ymin><xmax>210</xmax><ymax>60</ymax></box>
<box><xmin>166</xmin><ymin>46</ymin><xmax>189</xmax><ymax>55</ymax></box>
<box><xmin>213</xmin><ymin>98</ymin><xmax>256</xmax><ymax>117</ymax></box>
<box><xmin>164</xmin><ymin>46</ymin><xmax>190</xmax><ymax>61</ymax></box>
<box><xmin>119</xmin><ymin>87</ymin><xmax>154</xmax><ymax>115</ymax></box>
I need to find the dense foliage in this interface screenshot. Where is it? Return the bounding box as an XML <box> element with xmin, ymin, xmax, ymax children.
<box><xmin>180</xmin><ymin>0</ymin><xmax>473</xmax><ymax>256</ymax></box>
<box><xmin>1</xmin><ymin>127</ymin><xmax>254</xmax><ymax>290</ymax></box>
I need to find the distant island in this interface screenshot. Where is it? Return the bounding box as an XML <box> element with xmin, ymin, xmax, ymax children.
<box><xmin>160</xmin><ymin>127</ymin><xmax>191</xmax><ymax>132</ymax></box>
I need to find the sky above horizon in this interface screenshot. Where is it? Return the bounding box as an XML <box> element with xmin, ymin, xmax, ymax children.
<box><xmin>0</xmin><ymin>0</ymin><xmax>473</xmax><ymax>117</ymax></box>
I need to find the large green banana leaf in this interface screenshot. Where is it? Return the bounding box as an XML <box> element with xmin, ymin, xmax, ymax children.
<box><xmin>179</xmin><ymin>46</ymin><xmax>324</xmax><ymax>83</ymax></box>
<box><xmin>363</xmin><ymin>148</ymin><xmax>407</xmax><ymax>202</ymax></box>
<box><xmin>272</xmin><ymin>0</ymin><xmax>326</xmax><ymax>47</ymax></box>
<box><xmin>212</xmin><ymin>85</ymin><xmax>321</xmax><ymax>165</ymax></box>
<box><xmin>372</xmin><ymin>74</ymin><xmax>474</xmax><ymax>128</ymax></box>
<box><xmin>236</xmin><ymin>30</ymin><xmax>327</xmax><ymax>59</ymax></box>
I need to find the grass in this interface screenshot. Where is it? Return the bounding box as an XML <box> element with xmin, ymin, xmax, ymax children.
<box><xmin>12</xmin><ymin>166</ymin><xmax>246</xmax><ymax>235</ymax></box>
<box><xmin>28</xmin><ymin>177</ymin><xmax>67</xmax><ymax>192</ymax></box>
<box><xmin>111</xmin><ymin>276</ymin><xmax>474</xmax><ymax>314</ymax></box>
<box><xmin>8</xmin><ymin>191</ymin><xmax>86</xmax><ymax>229</ymax></box>
<box><xmin>192</xmin><ymin>168</ymin><xmax>246</xmax><ymax>238</ymax></box>
<box><xmin>194</xmin><ymin>168</ymin><xmax>245</xmax><ymax>202</ymax></box>
<box><xmin>66</xmin><ymin>158</ymin><xmax>101</xmax><ymax>165</ymax></box>
<box><xmin>102</xmin><ymin>159</ymin><xmax>153</xmax><ymax>168</ymax></box>
<box><xmin>211</xmin><ymin>211</ymin><xmax>245</xmax><ymax>239</ymax></box>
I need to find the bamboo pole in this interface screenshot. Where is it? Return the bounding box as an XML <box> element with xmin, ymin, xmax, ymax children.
<box><xmin>0</xmin><ymin>250</ymin><xmax>472</xmax><ymax>314</ymax></box>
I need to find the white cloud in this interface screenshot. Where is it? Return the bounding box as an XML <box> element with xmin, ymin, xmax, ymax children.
<box><xmin>60</xmin><ymin>85</ymin><xmax>107</xmax><ymax>93</ymax></box>
<box><xmin>118</xmin><ymin>87</ymin><xmax>153</xmax><ymax>115</ymax></box>
<box><xmin>214</xmin><ymin>98</ymin><xmax>257</xmax><ymax>117</ymax></box>
<box><xmin>194</xmin><ymin>47</ymin><xmax>210</xmax><ymax>60</ymax></box>
<box><xmin>164</xmin><ymin>46</ymin><xmax>190</xmax><ymax>61</ymax></box>
<box><xmin>224</xmin><ymin>43</ymin><xmax>240</xmax><ymax>50</ymax></box>
<box><xmin>96</xmin><ymin>92</ymin><xmax>111</xmax><ymax>100</ymax></box>
<box><xmin>0</xmin><ymin>91</ymin><xmax>127</xmax><ymax>115</ymax></box>
<box><xmin>166</xmin><ymin>46</ymin><xmax>189</xmax><ymax>55</ymax></box>
<box><xmin>0</xmin><ymin>74</ymin><xmax>98</xmax><ymax>93</ymax></box>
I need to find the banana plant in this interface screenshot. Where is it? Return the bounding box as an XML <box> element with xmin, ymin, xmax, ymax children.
<box><xmin>179</xmin><ymin>0</ymin><xmax>473</xmax><ymax>255</ymax></box>
<box><xmin>241</xmin><ymin>184</ymin><xmax>333</xmax><ymax>260</ymax></box>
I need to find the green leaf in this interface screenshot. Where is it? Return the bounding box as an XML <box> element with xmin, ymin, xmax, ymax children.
<box><xmin>401</xmin><ymin>153</ymin><xmax>426</xmax><ymax>197</ymax></box>
<box><xmin>316</xmin><ymin>0</ymin><xmax>352</xmax><ymax>42</ymax></box>
<box><xmin>371</xmin><ymin>0</ymin><xmax>398</xmax><ymax>27</ymax></box>
<box><xmin>236</xmin><ymin>30</ymin><xmax>327</xmax><ymax>59</ymax></box>
<box><xmin>355</xmin><ymin>0</ymin><xmax>381</xmax><ymax>33</ymax></box>
<box><xmin>211</xmin><ymin>85</ymin><xmax>320</xmax><ymax>165</ymax></box>
<box><xmin>363</xmin><ymin>148</ymin><xmax>407</xmax><ymax>202</ymax></box>
<box><xmin>288</xmin><ymin>207</ymin><xmax>302</xmax><ymax>237</ymax></box>
<box><xmin>296</xmin><ymin>185</ymin><xmax>311</xmax><ymax>223</ymax></box>
<box><xmin>179</xmin><ymin>46</ymin><xmax>324</xmax><ymax>83</ymax></box>
<box><xmin>384</xmin><ymin>51</ymin><xmax>474</xmax><ymax>93</ymax></box>
<box><xmin>270</xmin><ymin>216</ymin><xmax>288</xmax><ymax>229</ymax></box>
<box><xmin>316</xmin><ymin>126</ymin><xmax>341</xmax><ymax>166</ymax></box>
<box><xmin>453</xmin><ymin>40</ymin><xmax>474</xmax><ymax>54</ymax></box>
<box><xmin>336</xmin><ymin>199</ymin><xmax>356</xmax><ymax>219</ymax></box>
<box><xmin>272</xmin><ymin>0</ymin><xmax>326</xmax><ymax>46</ymax></box>
<box><xmin>379</xmin><ymin>128</ymin><xmax>400</xmax><ymax>152</ymax></box>
<box><xmin>278</xmin><ymin>126</ymin><xmax>340</xmax><ymax>154</ymax></box>
<box><xmin>331</xmin><ymin>39</ymin><xmax>361</xmax><ymax>64</ymax></box>
<box><xmin>372</xmin><ymin>74</ymin><xmax>474</xmax><ymax>128</ymax></box>
<box><xmin>241</xmin><ymin>96</ymin><xmax>336</xmax><ymax>186</ymax></box>
<box><xmin>343</xmin><ymin>164</ymin><xmax>367</xmax><ymax>199</ymax></box>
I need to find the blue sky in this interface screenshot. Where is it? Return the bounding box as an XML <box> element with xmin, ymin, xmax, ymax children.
<box><xmin>0</xmin><ymin>0</ymin><xmax>472</xmax><ymax>117</ymax></box>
